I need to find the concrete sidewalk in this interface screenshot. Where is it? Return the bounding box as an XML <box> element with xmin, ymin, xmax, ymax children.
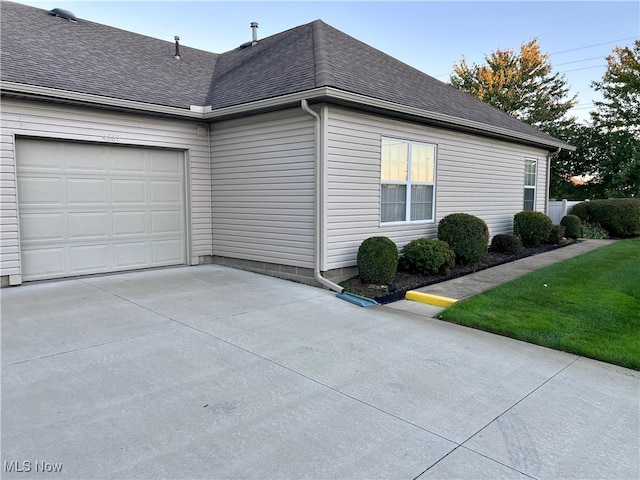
<box><xmin>2</xmin><ymin>252</ymin><xmax>638</xmax><ymax>479</ymax></box>
<box><xmin>388</xmin><ymin>239</ymin><xmax>618</xmax><ymax>318</ymax></box>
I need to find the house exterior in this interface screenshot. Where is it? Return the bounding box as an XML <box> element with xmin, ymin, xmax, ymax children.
<box><xmin>0</xmin><ymin>1</ymin><xmax>572</xmax><ymax>288</ymax></box>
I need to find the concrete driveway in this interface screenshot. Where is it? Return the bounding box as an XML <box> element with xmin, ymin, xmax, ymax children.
<box><xmin>2</xmin><ymin>265</ymin><xmax>638</xmax><ymax>479</ymax></box>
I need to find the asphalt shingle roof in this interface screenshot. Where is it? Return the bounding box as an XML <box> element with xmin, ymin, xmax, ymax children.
<box><xmin>1</xmin><ymin>1</ymin><xmax>566</xmax><ymax>147</ymax></box>
<box><xmin>1</xmin><ymin>1</ymin><xmax>217</xmax><ymax>108</ymax></box>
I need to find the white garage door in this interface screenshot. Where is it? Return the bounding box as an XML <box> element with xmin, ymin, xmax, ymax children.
<box><xmin>17</xmin><ymin>139</ymin><xmax>187</xmax><ymax>281</ymax></box>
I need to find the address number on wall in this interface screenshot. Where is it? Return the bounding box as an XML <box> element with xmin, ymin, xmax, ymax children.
<box><xmin>103</xmin><ymin>132</ymin><xmax>120</xmax><ymax>142</ymax></box>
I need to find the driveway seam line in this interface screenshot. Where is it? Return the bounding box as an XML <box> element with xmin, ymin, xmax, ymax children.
<box><xmin>414</xmin><ymin>358</ymin><xmax>580</xmax><ymax>479</ymax></box>
<box><xmin>82</xmin><ymin>279</ymin><xmax>461</xmax><ymax>447</ymax></box>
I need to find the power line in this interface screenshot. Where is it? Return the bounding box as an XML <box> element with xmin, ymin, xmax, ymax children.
<box><xmin>559</xmin><ymin>65</ymin><xmax>606</xmax><ymax>73</ymax></box>
<box><xmin>550</xmin><ymin>36</ymin><xmax>639</xmax><ymax>56</ymax></box>
<box><xmin>554</xmin><ymin>56</ymin><xmax>605</xmax><ymax>67</ymax></box>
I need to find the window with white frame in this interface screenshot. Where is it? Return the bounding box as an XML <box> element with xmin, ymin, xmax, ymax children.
<box><xmin>381</xmin><ymin>138</ymin><xmax>436</xmax><ymax>223</ymax></box>
<box><xmin>523</xmin><ymin>158</ymin><xmax>537</xmax><ymax>211</ymax></box>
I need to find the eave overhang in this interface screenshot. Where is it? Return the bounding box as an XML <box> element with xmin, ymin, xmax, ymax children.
<box><xmin>1</xmin><ymin>81</ymin><xmax>574</xmax><ymax>152</ymax></box>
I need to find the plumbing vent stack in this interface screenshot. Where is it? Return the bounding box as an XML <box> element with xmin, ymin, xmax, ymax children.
<box><xmin>250</xmin><ymin>22</ymin><xmax>259</xmax><ymax>45</ymax></box>
<box><xmin>174</xmin><ymin>36</ymin><xmax>181</xmax><ymax>60</ymax></box>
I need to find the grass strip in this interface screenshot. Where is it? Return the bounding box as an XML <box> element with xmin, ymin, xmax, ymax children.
<box><xmin>438</xmin><ymin>239</ymin><xmax>640</xmax><ymax>370</ymax></box>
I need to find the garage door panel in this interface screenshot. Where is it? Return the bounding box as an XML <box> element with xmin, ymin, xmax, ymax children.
<box><xmin>152</xmin><ymin>239</ymin><xmax>184</xmax><ymax>264</ymax></box>
<box><xmin>114</xmin><ymin>242</ymin><xmax>148</xmax><ymax>268</ymax></box>
<box><xmin>67</xmin><ymin>178</ymin><xmax>108</xmax><ymax>204</ymax></box>
<box><xmin>150</xmin><ymin>150</ymin><xmax>183</xmax><ymax>174</ymax></box>
<box><xmin>112</xmin><ymin>156</ymin><xmax>146</xmax><ymax>173</ymax></box>
<box><xmin>69</xmin><ymin>244</ymin><xmax>109</xmax><ymax>273</ymax></box>
<box><xmin>20</xmin><ymin>213</ymin><xmax>64</xmax><ymax>241</ymax></box>
<box><xmin>68</xmin><ymin>212</ymin><xmax>108</xmax><ymax>239</ymax></box>
<box><xmin>112</xmin><ymin>180</ymin><xmax>146</xmax><ymax>204</ymax></box>
<box><xmin>17</xmin><ymin>139</ymin><xmax>187</xmax><ymax>281</ymax></box>
<box><xmin>112</xmin><ymin>211</ymin><xmax>147</xmax><ymax>236</ymax></box>
<box><xmin>151</xmin><ymin>211</ymin><xmax>183</xmax><ymax>234</ymax></box>
<box><xmin>65</xmin><ymin>144</ymin><xmax>109</xmax><ymax>172</ymax></box>
<box><xmin>150</xmin><ymin>180</ymin><xmax>182</xmax><ymax>203</ymax></box>
<box><xmin>18</xmin><ymin>177</ymin><xmax>63</xmax><ymax>205</ymax></box>
<box><xmin>16</xmin><ymin>142</ymin><xmax>65</xmax><ymax>171</ymax></box>
<box><xmin>21</xmin><ymin>247</ymin><xmax>66</xmax><ymax>278</ymax></box>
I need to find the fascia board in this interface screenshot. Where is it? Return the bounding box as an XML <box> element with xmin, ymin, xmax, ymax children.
<box><xmin>0</xmin><ymin>82</ymin><xmax>204</xmax><ymax>119</ymax></box>
<box><xmin>1</xmin><ymin>81</ymin><xmax>573</xmax><ymax>151</ymax></box>
<box><xmin>322</xmin><ymin>87</ymin><xmax>575</xmax><ymax>152</ymax></box>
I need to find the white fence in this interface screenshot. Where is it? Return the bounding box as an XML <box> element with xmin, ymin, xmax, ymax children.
<box><xmin>548</xmin><ymin>200</ymin><xmax>583</xmax><ymax>224</ymax></box>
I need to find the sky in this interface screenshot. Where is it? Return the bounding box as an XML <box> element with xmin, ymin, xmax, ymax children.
<box><xmin>10</xmin><ymin>1</ymin><xmax>640</xmax><ymax>122</ymax></box>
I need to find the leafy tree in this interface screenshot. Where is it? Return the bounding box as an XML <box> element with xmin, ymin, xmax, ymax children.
<box><xmin>581</xmin><ymin>40</ymin><xmax>640</xmax><ymax>198</ymax></box>
<box><xmin>450</xmin><ymin>38</ymin><xmax>577</xmax><ymax>130</ymax></box>
<box><xmin>591</xmin><ymin>40</ymin><xmax>640</xmax><ymax>135</ymax></box>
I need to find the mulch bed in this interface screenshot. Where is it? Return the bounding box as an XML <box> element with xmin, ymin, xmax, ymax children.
<box><xmin>341</xmin><ymin>240</ymin><xmax>578</xmax><ymax>304</ymax></box>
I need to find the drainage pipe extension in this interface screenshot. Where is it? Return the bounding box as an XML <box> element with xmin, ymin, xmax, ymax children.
<box><xmin>301</xmin><ymin>99</ymin><xmax>344</xmax><ymax>293</ymax></box>
<box><xmin>545</xmin><ymin>147</ymin><xmax>561</xmax><ymax>215</ymax></box>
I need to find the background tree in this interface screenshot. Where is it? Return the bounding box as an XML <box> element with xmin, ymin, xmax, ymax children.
<box><xmin>450</xmin><ymin>38</ymin><xmax>577</xmax><ymax>131</ymax></box>
<box><xmin>584</xmin><ymin>40</ymin><xmax>640</xmax><ymax>198</ymax></box>
<box><xmin>592</xmin><ymin>40</ymin><xmax>640</xmax><ymax>135</ymax></box>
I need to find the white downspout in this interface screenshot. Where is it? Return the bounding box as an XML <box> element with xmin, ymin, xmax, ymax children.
<box><xmin>546</xmin><ymin>147</ymin><xmax>561</xmax><ymax>215</ymax></box>
<box><xmin>301</xmin><ymin>99</ymin><xmax>344</xmax><ymax>293</ymax></box>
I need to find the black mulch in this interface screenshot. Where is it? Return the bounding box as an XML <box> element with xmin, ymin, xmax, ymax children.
<box><xmin>340</xmin><ymin>240</ymin><xmax>578</xmax><ymax>304</ymax></box>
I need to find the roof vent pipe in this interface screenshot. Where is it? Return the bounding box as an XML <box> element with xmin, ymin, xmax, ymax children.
<box><xmin>174</xmin><ymin>36</ymin><xmax>181</xmax><ymax>60</ymax></box>
<box><xmin>250</xmin><ymin>22</ymin><xmax>259</xmax><ymax>45</ymax></box>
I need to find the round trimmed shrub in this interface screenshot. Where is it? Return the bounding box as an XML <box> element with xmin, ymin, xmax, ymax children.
<box><xmin>357</xmin><ymin>236</ymin><xmax>398</xmax><ymax>284</ymax></box>
<box><xmin>490</xmin><ymin>234</ymin><xmax>523</xmax><ymax>255</ymax></box>
<box><xmin>547</xmin><ymin>224</ymin><xmax>566</xmax><ymax>245</ymax></box>
<box><xmin>560</xmin><ymin>215</ymin><xmax>581</xmax><ymax>239</ymax></box>
<box><xmin>399</xmin><ymin>238</ymin><xmax>455</xmax><ymax>275</ymax></box>
<box><xmin>437</xmin><ymin>213</ymin><xmax>489</xmax><ymax>265</ymax></box>
<box><xmin>513</xmin><ymin>211</ymin><xmax>553</xmax><ymax>247</ymax></box>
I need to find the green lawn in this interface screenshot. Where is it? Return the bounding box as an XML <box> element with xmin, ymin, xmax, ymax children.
<box><xmin>438</xmin><ymin>239</ymin><xmax>640</xmax><ymax>370</ymax></box>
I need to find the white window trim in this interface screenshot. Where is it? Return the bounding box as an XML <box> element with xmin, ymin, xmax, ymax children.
<box><xmin>524</xmin><ymin>157</ymin><xmax>538</xmax><ymax>211</ymax></box>
<box><xmin>380</xmin><ymin>137</ymin><xmax>437</xmax><ymax>225</ymax></box>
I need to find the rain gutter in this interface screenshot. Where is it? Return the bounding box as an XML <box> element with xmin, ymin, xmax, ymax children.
<box><xmin>2</xmin><ymin>81</ymin><xmax>573</xmax><ymax>152</ymax></box>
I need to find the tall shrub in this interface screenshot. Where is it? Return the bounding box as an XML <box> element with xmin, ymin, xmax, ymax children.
<box><xmin>513</xmin><ymin>211</ymin><xmax>553</xmax><ymax>247</ymax></box>
<box><xmin>357</xmin><ymin>236</ymin><xmax>398</xmax><ymax>284</ymax></box>
<box><xmin>437</xmin><ymin>213</ymin><xmax>489</xmax><ymax>265</ymax></box>
<box><xmin>572</xmin><ymin>199</ymin><xmax>640</xmax><ymax>237</ymax></box>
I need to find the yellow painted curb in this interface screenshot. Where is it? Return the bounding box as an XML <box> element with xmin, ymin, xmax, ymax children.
<box><xmin>405</xmin><ymin>291</ymin><xmax>458</xmax><ymax>308</ymax></box>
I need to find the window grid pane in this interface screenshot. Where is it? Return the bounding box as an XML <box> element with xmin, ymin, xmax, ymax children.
<box><xmin>411</xmin><ymin>144</ymin><xmax>435</xmax><ymax>183</ymax></box>
<box><xmin>381</xmin><ymin>140</ymin><xmax>408</xmax><ymax>182</ymax></box>
<box><xmin>524</xmin><ymin>188</ymin><xmax>535</xmax><ymax>211</ymax></box>
<box><xmin>410</xmin><ymin>185</ymin><xmax>433</xmax><ymax>221</ymax></box>
<box><xmin>381</xmin><ymin>184</ymin><xmax>407</xmax><ymax>223</ymax></box>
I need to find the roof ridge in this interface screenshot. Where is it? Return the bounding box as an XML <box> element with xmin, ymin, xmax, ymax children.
<box><xmin>311</xmin><ymin>20</ymin><xmax>335</xmax><ymax>87</ymax></box>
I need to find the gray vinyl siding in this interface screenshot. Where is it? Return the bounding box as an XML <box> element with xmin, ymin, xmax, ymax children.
<box><xmin>0</xmin><ymin>98</ymin><xmax>212</xmax><ymax>278</ymax></box>
<box><xmin>325</xmin><ymin>106</ymin><xmax>549</xmax><ymax>270</ymax></box>
<box><xmin>210</xmin><ymin>109</ymin><xmax>315</xmax><ymax>268</ymax></box>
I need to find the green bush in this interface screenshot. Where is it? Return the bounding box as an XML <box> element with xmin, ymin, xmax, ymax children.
<box><xmin>437</xmin><ymin>213</ymin><xmax>489</xmax><ymax>265</ymax></box>
<box><xmin>547</xmin><ymin>224</ymin><xmax>566</xmax><ymax>245</ymax></box>
<box><xmin>581</xmin><ymin>223</ymin><xmax>609</xmax><ymax>239</ymax></box>
<box><xmin>513</xmin><ymin>211</ymin><xmax>553</xmax><ymax>247</ymax></box>
<box><xmin>399</xmin><ymin>238</ymin><xmax>455</xmax><ymax>275</ymax></box>
<box><xmin>357</xmin><ymin>236</ymin><xmax>398</xmax><ymax>284</ymax></box>
<box><xmin>490</xmin><ymin>234</ymin><xmax>523</xmax><ymax>255</ymax></box>
<box><xmin>572</xmin><ymin>199</ymin><xmax>640</xmax><ymax>237</ymax></box>
<box><xmin>560</xmin><ymin>215</ymin><xmax>582</xmax><ymax>239</ymax></box>
<box><xmin>572</xmin><ymin>202</ymin><xmax>590</xmax><ymax>222</ymax></box>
